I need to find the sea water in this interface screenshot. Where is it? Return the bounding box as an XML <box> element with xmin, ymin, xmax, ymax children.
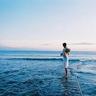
<box><xmin>0</xmin><ymin>50</ymin><xmax>96</xmax><ymax>96</ymax></box>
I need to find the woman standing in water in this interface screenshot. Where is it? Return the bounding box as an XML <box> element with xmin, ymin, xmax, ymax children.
<box><xmin>61</xmin><ymin>43</ymin><xmax>70</xmax><ymax>78</ymax></box>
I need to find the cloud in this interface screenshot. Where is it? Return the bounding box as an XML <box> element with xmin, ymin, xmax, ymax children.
<box><xmin>70</xmin><ymin>42</ymin><xmax>96</xmax><ymax>45</ymax></box>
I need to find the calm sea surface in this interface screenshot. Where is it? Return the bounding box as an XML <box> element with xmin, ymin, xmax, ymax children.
<box><xmin>0</xmin><ymin>50</ymin><xmax>96</xmax><ymax>96</ymax></box>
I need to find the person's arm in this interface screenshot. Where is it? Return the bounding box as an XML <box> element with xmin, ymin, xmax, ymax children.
<box><xmin>60</xmin><ymin>52</ymin><xmax>63</xmax><ymax>56</ymax></box>
<box><xmin>60</xmin><ymin>49</ymin><xmax>64</xmax><ymax>56</ymax></box>
<box><xmin>67</xmin><ymin>52</ymin><xmax>70</xmax><ymax>55</ymax></box>
<box><xmin>68</xmin><ymin>49</ymin><xmax>71</xmax><ymax>55</ymax></box>
<box><xmin>60</xmin><ymin>53</ymin><xmax>62</xmax><ymax>56</ymax></box>
<box><xmin>65</xmin><ymin>48</ymin><xmax>70</xmax><ymax>55</ymax></box>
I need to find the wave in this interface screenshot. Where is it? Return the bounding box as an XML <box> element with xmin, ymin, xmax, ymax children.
<box><xmin>0</xmin><ymin>57</ymin><xmax>92</xmax><ymax>62</ymax></box>
<box><xmin>1</xmin><ymin>56</ymin><xmax>96</xmax><ymax>62</ymax></box>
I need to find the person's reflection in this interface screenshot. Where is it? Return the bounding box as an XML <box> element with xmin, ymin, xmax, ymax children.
<box><xmin>61</xmin><ymin>76</ymin><xmax>69</xmax><ymax>96</ymax></box>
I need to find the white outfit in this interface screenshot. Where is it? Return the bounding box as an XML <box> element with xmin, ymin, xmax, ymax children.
<box><xmin>62</xmin><ymin>48</ymin><xmax>69</xmax><ymax>68</ymax></box>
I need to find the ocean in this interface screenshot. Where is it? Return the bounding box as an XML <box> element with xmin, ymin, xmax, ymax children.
<box><xmin>0</xmin><ymin>50</ymin><xmax>96</xmax><ymax>96</ymax></box>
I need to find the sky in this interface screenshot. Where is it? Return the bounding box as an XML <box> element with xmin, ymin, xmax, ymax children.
<box><xmin>0</xmin><ymin>0</ymin><xmax>96</xmax><ymax>50</ymax></box>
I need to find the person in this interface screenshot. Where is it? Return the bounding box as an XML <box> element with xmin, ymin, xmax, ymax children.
<box><xmin>61</xmin><ymin>43</ymin><xmax>70</xmax><ymax>78</ymax></box>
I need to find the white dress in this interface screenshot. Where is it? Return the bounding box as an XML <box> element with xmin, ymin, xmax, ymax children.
<box><xmin>62</xmin><ymin>48</ymin><xmax>69</xmax><ymax>68</ymax></box>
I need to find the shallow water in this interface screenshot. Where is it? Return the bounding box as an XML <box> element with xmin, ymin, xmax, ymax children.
<box><xmin>0</xmin><ymin>50</ymin><xmax>96</xmax><ymax>96</ymax></box>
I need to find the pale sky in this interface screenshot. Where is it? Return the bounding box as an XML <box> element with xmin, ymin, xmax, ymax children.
<box><xmin>0</xmin><ymin>0</ymin><xmax>96</xmax><ymax>50</ymax></box>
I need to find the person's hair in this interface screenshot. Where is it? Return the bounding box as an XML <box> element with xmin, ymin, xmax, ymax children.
<box><xmin>63</xmin><ymin>43</ymin><xmax>67</xmax><ymax>48</ymax></box>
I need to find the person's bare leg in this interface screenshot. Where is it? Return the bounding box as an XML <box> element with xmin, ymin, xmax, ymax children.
<box><xmin>65</xmin><ymin>68</ymin><xmax>68</xmax><ymax>78</ymax></box>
